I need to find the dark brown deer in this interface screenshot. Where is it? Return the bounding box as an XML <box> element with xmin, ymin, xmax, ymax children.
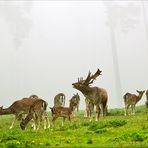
<box><xmin>146</xmin><ymin>90</ymin><xmax>148</xmax><ymax>109</ymax></box>
<box><xmin>54</xmin><ymin>93</ymin><xmax>66</xmax><ymax>107</ymax></box>
<box><xmin>49</xmin><ymin>100</ymin><xmax>76</xmax><ymax>127</ymax></box>
<box><xmin>69</xmin><ymin>93</ymin><xmax>80</xmax><ymax>116</ymax></box>
<box><xmin>0</xmin><ymin>95</ymin><xmax>39</xmax><ymax>129</ymax></box>
<box><xmin>72</xmin><ymin>68</ymin><xmax>108</xmax><ymax>121</ymax></box>
<box><xmin>123</xmin><ymin>90</ymin><xmax>145</xmax><ymax>116</ymax></box>
<box><xmin>20</xmin><ymin>99</ymin><xmax>50</xmax><ymax>130</ymax></box>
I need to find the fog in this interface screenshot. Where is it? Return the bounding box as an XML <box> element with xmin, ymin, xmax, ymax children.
<box><xmin>0</xmin><ymin>1</ymin><xmax>148</xmax><ymax>110</ymax></box>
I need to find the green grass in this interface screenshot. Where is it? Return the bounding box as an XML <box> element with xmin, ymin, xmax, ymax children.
<box><xmin>0</xmin><ymin>105</ymin><xmax>148</xmax><ymax>147</ymax></box>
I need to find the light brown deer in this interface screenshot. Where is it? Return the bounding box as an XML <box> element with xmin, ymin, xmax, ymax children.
<box><xmin>54</xmin><ymin>93</ymin><xmax>66</xmax><ymax>107</ymax></box>
<box><xmin>72</xmin><ymin>68</ymin><xmax>108</xmax><ymax>121</ymax></box>
<box><xmin>49</xmin><ymin>100</ymin><xmax>76</xmax><ymax>127</ymax></box>
<box><xmin>84</xmin><ymin>97</ymin><xmax>94</xmax><ymax>118</ymax></box>
<box><xmin>0</xmin><ymin>95</ymin><xmax>39</xmax><ymax>129</ymax></box>
<box><xmin>69</xmin><ymin>93</ymin><xmax>80</xmax><ymax>116</ymax></box>
<box><xmin>20</xmin><ymin>99</ymin><xmax>50</xmax><ymax>130</ymax></box>
<box><xmin>145</xmin><ymin>90</ymin><xmax>148</xmax><ymax>109</ymax></box>
<box><xmin>123</xmin><ymin>90</ymin><xmax>145</xmax><ymax>116</ymax></box>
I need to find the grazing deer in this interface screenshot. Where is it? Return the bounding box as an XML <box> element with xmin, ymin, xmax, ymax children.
<box><xmin>20</xmin><ymin>99</ymin><xmax>50</xmax><ymax>130</ymax></box>
<box><xmin>49</xmin><ymin>100</ymin><xmax>76</xmax><ymax>127</ymax></box>
<box><xmin>145</xmin><ymin>90</ymin><xmax>148</xmax><ymax>109</ymax></box>
<box><xmin>54</xmin><ymin>93</ymin><xmax>66</xmax><ymax>107</ymax></box>
<box><xmin>72</xmin><ymin>69</ymin><xmax>108</xmax><ymax>121</ymax></box>
<box><xmin>0</xmin><ymin>95</ymin><xmax>39</xmax><ymax>129</ymax></box>
<box><xmin>123</xmin><ymin>90</ymin><xmax>145</xmax><ymax>116</ymax></box>
<box><xmin>69</xmin><ymin>93</ymin><xmax>80</xmax><ymax>116</ymax></box>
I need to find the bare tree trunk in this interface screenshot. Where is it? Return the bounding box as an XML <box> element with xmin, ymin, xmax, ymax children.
<box><xmin>109</xmin><ymin>24</ymin><xmax>122</xmax><ymax>106</ymax></box>
<box><xmin>142</xmin><ymin>1</ymin><xmax>148</xmax><ymax>47</ymax></box>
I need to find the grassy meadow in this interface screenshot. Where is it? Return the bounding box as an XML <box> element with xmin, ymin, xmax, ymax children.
<box><xmin>0</xmin><ymin>105</ymin><xmax>148</xmax><ymax>148</ymax></box>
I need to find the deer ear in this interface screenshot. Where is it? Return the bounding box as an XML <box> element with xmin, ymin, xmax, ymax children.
<box><xmin>136</xmin><ymin>90</ymin><xmax>139</xmax><ymax>93</ymax></box>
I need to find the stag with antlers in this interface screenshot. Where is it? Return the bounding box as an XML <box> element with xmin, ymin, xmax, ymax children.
<box><xmin>123</xmin><ymin>90</ymin><xmax>145</xmax><ymax>116</ymax></box>
<box><xmin>72</xmin><ymin>69</ymin><xmax>108</xmax><ymax>121</ymax></box>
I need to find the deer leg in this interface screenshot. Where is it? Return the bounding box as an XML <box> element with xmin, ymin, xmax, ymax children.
<box><xmin>52</xmin><ymin>116</ymin><xmax>57</xmax><ymax>127</ymax></box>
<box><xmin>32</xmin><ymin>114</ymin><xmax>37</xmax><ymax>130</ymax></box>
<box><xmin>43</xmin><ymin>112</ymin><xmax>47</xmax><ymax>129</ymax></box>
<box><xmin>77</xmin><ymin>105</ymin><xmax>79</xmax><ymax>112</ymax></box>
<box><xmin>44</xmin><ymin>112</ymin><xmax>50</xmax><ymax>129</ymax></box>
<box><xmin>96</xmin><ymin>105</ymin><xmax>101</xmax><ymax>121</ymax></box>
<box><xmin>62</xmin><ymin>117</ymin><xmax>66</xmax><ymax>127</ymax></box>
<box><xmin>131</xmin><ymin>105</ymin><xmax>133</xmax><ymax>115</ymax></box>
<box><xmin>37</xmin><ymin>114</ymin><xmax>42</xmax><ymax>130</ymax></box>
<box><xmin>85</xmin><ymin>108</ymin><xmax>88</xmax><ymax>118</ymax></box>
<box><xmin>89</xmin><ymin>107</ymin><xmax>93</xmax><ymax>122</ymax></box>
<box><xmin>125</xmin><ymin>104</ymin><xmax>130</xmax><ymax>116</ymax></box>
<box><xmin>10</xmin><ymin>115</ymin><xmax>17</xmax><ymax>129</ymax></box>
<box><xmin>33</xmin><ymin>119</ymin><xmax>37</xmax><ymax>130</ymax></box>
<box><xmin>132</xmin><ymin>104</ymin><xmax>135</xmax><ymax>115</ymax></box>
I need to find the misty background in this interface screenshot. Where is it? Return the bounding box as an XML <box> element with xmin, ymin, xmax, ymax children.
<box><xmin>0</xmin><ymin>1</ymin><xmax>148</xmax><ymax>110</ymax></box>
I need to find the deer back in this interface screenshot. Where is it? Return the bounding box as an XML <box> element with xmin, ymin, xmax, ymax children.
<box><xmin>9</xmin><ymin>98</ymin><xmax>38</xmax><ymax>113</ymax></box>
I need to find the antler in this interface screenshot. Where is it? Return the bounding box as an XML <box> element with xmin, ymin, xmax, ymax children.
<box><xmin>84</xmin><ymin>68</ymin><xmax>102</xmax><ymax>85</ymax></box>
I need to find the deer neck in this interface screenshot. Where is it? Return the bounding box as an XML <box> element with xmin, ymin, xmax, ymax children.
<box><xmin>69</xmin><ymin>104</ymin><xmax>75</xmax><ymax>112</ymax></box>
<box><xmin>0</xmin><ymin>107</ymin><xmax>13</xmax><ymax>115</ymax></box>
<box><xmin>136</xmin><ymin>94</ymin><xmax>143</xmax><ymax>103</ymax></box>
<box><xmin>23</xmin><ymin>113</ymin><xmax>33</xmax><ymax>125</ymax></box>
<box><xmin>77</xmin><ymin>85</ymin><xmax>92</xmax><ymax>96</ymax></box>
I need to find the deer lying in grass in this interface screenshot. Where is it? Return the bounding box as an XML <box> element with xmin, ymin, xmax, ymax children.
<box><xmin>0</xmin><ymin>95</ymin><xmax>39</xmax><ymax>129</ymax></box>
<box><xmin>72</xmin><ymin>69</ymin><xmax>108</xmax><ymax>121</ymax></box>
<box><xmin>49</xmin><ymin>100</ymin><xmax>76</xmax><ymax>127</ymax></box>
<box><xmin>146</xmin><ymin>90</ymin><xmax>148</xmax><ymax>109</ymax></box>
<box><xmin>123</xmin><ymin>90</ymin><xmax>145</xmax><ymax>116</ymax></box>
<box><xmin>20</xmin><ymin>99</ymin><xmax>50</xmax><ymax>130</ymax></box>
<box><xmin>69</xmin><ymin>93</ymin><xmax>80</xmax><ymax>116</ymax></box>
<box><xmin>54</xmin><ymin>93</ymin><xmax>66</xmax><ymax>107</ymax></box>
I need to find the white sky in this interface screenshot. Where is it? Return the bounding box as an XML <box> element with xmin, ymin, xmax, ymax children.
<box><xmin>0</xmin><ymin>1</ymin><xmax>148</xmax><ymax>110</ymax></box>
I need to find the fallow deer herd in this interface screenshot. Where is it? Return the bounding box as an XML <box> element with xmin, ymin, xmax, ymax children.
<box><xmin>0</xmin><ymin>68</ymin><xmax>147</xmax><ymax>130</ymax></box>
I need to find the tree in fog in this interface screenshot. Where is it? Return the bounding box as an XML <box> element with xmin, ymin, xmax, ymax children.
<box><xmin>104</xmin><ymin>1</ymin><xmax>141</xmax><ymax>105</ymax></box>
<box><xmin>0</xmin><ymin>1</ymin><xmax>32</xmax><ymax>50</ymax></box>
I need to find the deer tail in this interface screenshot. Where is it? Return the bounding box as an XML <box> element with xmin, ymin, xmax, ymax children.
<box><xmin>42</xmin><ymin>100</ymin><xmax>48</xmax><ymax>111</ymax></box>
<box><xmin>123</xmin><ymin>93</ymin><xmax>128</xmax><ymax>102</ymax></box>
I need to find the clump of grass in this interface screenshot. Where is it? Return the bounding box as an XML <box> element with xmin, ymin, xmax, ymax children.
<box><xmin>108</xmin><ymin>119</ymin><xmax>127</xmax><ymax>127</ymax></box>
<box><xmin>131</xmin><ymin>132</ymin><xmax>145</xmax><ymax>142</ymax></box>
<box><xmin>88</xmin><ymin>119</ymin><xmax>127</xmax><ymax>131</ymax></box>
<box><xmin>0</xmin><ymin>134</ymin><xmax>17</xmax><ymax>143</ymax></box>
<box><xmin>95</xmin><ymin>128</ymin><xmax>107</xmax><ymax>134</ymax></box>
<box><xmin>6</xmin><ymin>140</ymin><xmax>21</xmax><ymax>148</ymax></box>
<box><xmin>87</xmin><ymin>139</ymin><xmax>93</xmax><ymax>144</ymax></box>
<box><xmin>88</xmin><ymin>122</ymin><xmax>107</xmax><ymax>131</ymax></box>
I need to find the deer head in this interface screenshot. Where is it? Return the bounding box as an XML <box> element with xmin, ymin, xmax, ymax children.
<box><xmin>72</xmin><ymin>68</ymin><xmax>102</xmax><ymax>89</ymax></box>
<box><xmin>136</xmin><ymin>90</ymin><xmax>145</xmax><ymax>95</ymax></box>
